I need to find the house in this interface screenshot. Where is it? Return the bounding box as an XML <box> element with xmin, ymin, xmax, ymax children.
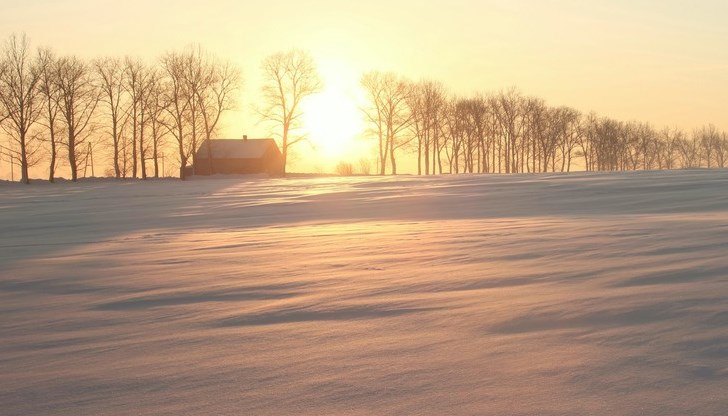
<box><xmin>192</xmin><ymin>136</ymin><xmax>283</xmax><ymax>176</ymax></box>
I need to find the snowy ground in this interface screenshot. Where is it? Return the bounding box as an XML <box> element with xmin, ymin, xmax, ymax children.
<box><xmin>1</xmin><ymin>170</ymin><xmax>727</xmax><ymax>415</ymax></box>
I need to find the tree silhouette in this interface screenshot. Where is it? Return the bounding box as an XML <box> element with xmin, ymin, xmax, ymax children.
<box><xmin>36</xmin><ymin>48</ymin><xmax>62</xmax><ymax>182</ymax></box>
<box><xmin>361</xmin><ymin>71</ymin><xmax>413</xmax><ymax>175</ymax></box>
<box><xmin>94</xmin><ymin>57</ymin><xmax>127</xmax><ymax>178</ymax></box>
<box><xmin>190</xmin><ymin>49</ymin><xmax>240</xmax><ymax>176</ymax></box>
<box><xmin>54</xmin><ymin>55</ymin><xmax>100</xmax><ymax>181</ymax></box>
<box><xmin>0</xmin><ymin>34</ymin><xmax>42</xmax><ymax>184</ymax></box>
<box><xmin>259</xmin><ymin>49</ymin><xmax>322</xmax><ymax>176</ymax></box>
<box><xmin>160</xmin><ymin>51</ymin><xmax>193</xmax><ymax>180</ymax></box>
<box><xmin>3</xmin><ymin>33</ymin><xmax>728</xmax><ymax>181</ymax></box>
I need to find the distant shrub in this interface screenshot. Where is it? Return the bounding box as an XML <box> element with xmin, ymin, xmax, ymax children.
<box><xmin>335</xmin><ymin>161</ymin><xmax>354</xmax><ymax>176</ymax></box>
<box><xmin>358</xmin><ymin>158</ymin><xmax>372</xmax><ymax>176</ymax></box>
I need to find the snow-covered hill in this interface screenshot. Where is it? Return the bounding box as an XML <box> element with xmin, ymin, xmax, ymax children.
<box><xmin>1</xmin><ymin>170</ymin><xmax>727</xmax><ymax>415</ymax></box>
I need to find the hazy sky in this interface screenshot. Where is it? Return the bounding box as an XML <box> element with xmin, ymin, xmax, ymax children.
<box><xmin>2</xmin><ymin>0</ymin><xmax>727</xmax><ymax>175</ymax></box>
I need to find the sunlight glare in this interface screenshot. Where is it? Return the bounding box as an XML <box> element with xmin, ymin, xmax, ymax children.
<box><xmin>301</xmin><ymin>65</ymin><xmax>364</xmax><ymax>165</ymax></box>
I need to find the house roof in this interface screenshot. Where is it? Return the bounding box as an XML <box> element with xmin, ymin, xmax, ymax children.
<box><xmin>196</xmin><ymin>139</ymin><xmax>280</xmax><ymax>159</ymax></box>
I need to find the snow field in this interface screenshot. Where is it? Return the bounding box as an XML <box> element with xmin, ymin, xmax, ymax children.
<box><xmin>1</xmin><ymin>170</ymin><xmax>727</xmax><ymax>415</ymax></box>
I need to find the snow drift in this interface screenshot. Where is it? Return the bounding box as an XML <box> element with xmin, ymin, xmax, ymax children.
<box><xmin>1</xmin><ymin>170</ymin><xmax>727</xmax><ymax>415</ymax></box>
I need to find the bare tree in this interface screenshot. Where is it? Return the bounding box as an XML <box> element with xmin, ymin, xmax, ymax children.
<box><xmin>143</xmin><ymin>69</ymin><xmax>169</xmax><ymax>178</ymax></box>
<box><xmin>677</xmin><ymin>133</ymin><xmax>701</xmax><ymax>168</ymax></box>
<box><xmin>408</xmin><ymin>80</ymin><xmax>446</xmax><ymax>175</ymax></box>
<box><xmin>522</xmin><ymin>97</ymin><xmax>549</xmax><ymax>172</ymax></box>
<box><xmin>94</xmin><ymin>57</ymin><xmax>127</xmax><ymax>178</ymax></box>
<box><xmin>697</xmin><ymin>124</ymin><xmax>721</xmax><ymax>168</ymax></box>
<box><xmin>125</xmin><ymin>57</ymin><xmax>152</xmax><ymax>178</ymax></box>
<box><xmin>191</xmin><ymin>50</ymin><xmax>241</xmax><ymax>175</ymax></box>
<box><xmin>656</xmin><ymin>127</ymin><xmax>679</xmax><ymax>170</ymax></box>
<box><xmin>361</xmin><ymin>71</ymin><xmax>413</xmax><ymax>175</ymax></box>
<box><xmin>54</xmin><ymin>55</ymin><xmax>100</xmax><ymax>181</ymax></box>
<box><xmin>137</xmin><ymin>64</ymin><xmax>164</xmax><ymax>179</ymax></box>
<box><xmin>577</xmin><ymin>113</ymin><xmax>597</xmax><ymax>171</ymax></box>
<box><xmin>491</xmin><ymin>88</ymin><xmax>525</xmax><ymax>173</ymax></box>
<box><xmin>259</xmin><ymin>49</ymin><xmax>322</xmax><ymax>175</ymax></box>
<box><xmin>358</xmin><ymin>157</ymin><xmax>372</xmax><ymax>175</ymax></box>
<box><xmin>0</xmin><ymin>34</ymin><xmax>42</xmax><ymax>184</ymax></box>
<box><xmin>160</xmin><ymin>51</ymin><xmax>192</xmax><ymax>179</ymax></box>
<box><xmin>36</xmin><ymin>48</ymin><xmax>64</xmax><ymax>182</ymax></box>
<box><xmin>714</xmin><ymin>130</ymin><xmax>728</xmax><ymax>168</ymax></box>
<box><xmin>461</xmin><ymin>95</ymin><xmax>490</xmax><ymax>173</ymax></box>
<box><xmin>180</xmin><ymin>47</ymin><xmax>206</xmax><ymax>176</ymax></box>
<box><xmin>442</xmin><ymin>96</ymin><xmax>467</xmax><ymax>173</ymax></box>
<box><xmin>554</xmin><ymin>107</ymin><xmax>582</xmax><ymax>172</ymax></box>
<box><xmin>361</xmin><ymin>72</ymin><xmax>387</xmax><ymax>174</ymax></box>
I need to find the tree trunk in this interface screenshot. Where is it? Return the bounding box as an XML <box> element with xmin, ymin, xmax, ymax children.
<box><xmin>140</xmin><ymin>114</ymin><xmax>147</xmax><ymax>179</ymax></box>
<box><xmin>190</xmin><ymin>103</ymin><xmax>197</xmax><ymax>176</ymax></box>
<box><xmin>153</xmin><ymin>140</ymin><xmax>159</xmax><ymax>178</ymax></box>
<box><xmin>417</xmin><ymin>137</ymin><xmax>422</xmax><ymax>175</ymax></box>
<box><xmin>424</xmin><ymin>132</ymin><xmax>430</xmax><ymax>175</ymax></box>
<box><xmin>69</xmin><ymin>142</ymin><xmax>77</xmax><ymax>181</ymax></box>
<box><xmin>49</xmin><ymin>133</ymin><xmax>56</xmax><ymax>183</ymax></box>
<box><xmin>177</xmin><ymin>120</ymin><xmax>186</xmax><ymax>180</ymax></box>
<box><xmin>20</xmin><ymin>131</ymin><xmax>29</xmax><ymax>184</ymax></box>
<box><xmin>132</xmin><ymin>103</ymin><xmax>138</xmax><ymax>178</ymax></box>
<box><xmin>205</xmin><ymin>137</ymin><xmax>214</xmax><ymax>175</ymax></box>
<box><xmin>113</xmin><ymin>120</ymin><xmax>121</xmax><ymax>178</ymax></box>
<box><xmin>389</xmin><ymin>134</ymin><xmax>397</xmax><ymax>175</ymax></box>
<box><xmin>179</xmin><ymin>154</ymin><xmax>187</xmax><ymax>180</ymax></box>
<box><xmin>281</xmin><ymin>123</ymin><xmax>289</xmax><ymax>176</ymax></box>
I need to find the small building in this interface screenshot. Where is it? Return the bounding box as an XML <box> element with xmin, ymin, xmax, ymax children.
<box><xmin>192</xmin><ymin>137</ymin><xmax>283</xmax><ymax>176</ymax></box>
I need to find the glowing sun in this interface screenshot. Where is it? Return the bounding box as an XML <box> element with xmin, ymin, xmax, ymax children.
<box><xmin>301</xmin><ymin>79</ymin><xmax>364</xmax><ymax>162</ymax></box>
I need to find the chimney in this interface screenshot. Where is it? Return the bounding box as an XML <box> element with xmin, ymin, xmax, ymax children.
<box><xmin>243</xmin><ymin>134</ymin><xmax>248</xmax><ymax>142</ymax></box>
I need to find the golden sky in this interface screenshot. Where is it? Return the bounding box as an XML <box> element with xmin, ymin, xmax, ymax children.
<box><xmin>2</xmin><ymin>0</ymin><xmax>728</xmax><ymax>175</ymax></box>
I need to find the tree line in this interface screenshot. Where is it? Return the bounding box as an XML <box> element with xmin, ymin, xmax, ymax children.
<box><xmin>360</xmin><ymin>74</ymin><xmax>728</xmax><ymax>175</ymax></box>
<box><xmin>2</xmin><ymin>33</ymin><xmax>726</xmax><ymax>183</ymax></box>
<box><xmin>0</xmin><ymin>34</ymin><xmax>324</xmax><ymax>183</ymax></box>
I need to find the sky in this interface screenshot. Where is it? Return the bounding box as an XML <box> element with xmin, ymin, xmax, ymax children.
<box><xmin>1</xmin><ymin>0</ymin><xmax>728</xmax><ymax>177</ymax></box>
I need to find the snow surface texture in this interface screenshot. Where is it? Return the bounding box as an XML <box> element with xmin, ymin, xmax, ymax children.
<box><xmin>1</xmin><ymin>170</ymin><xmax>727</xmax><ymax>416</ymax></box>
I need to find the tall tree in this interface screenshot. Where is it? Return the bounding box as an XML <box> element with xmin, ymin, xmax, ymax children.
<box><xmin>657</xmin><ymin>127</ymin><xmax>680</xmax><ymax>170</ymax></box>
<box><xmin>160</xmin><ymin>51</ymin><xmax>192</xmax><ymax>179</ymax></box>
<box><xmin>94</xmin><ymin>57</ymin><xmax>127</xmax><ymax>178</ymax></box>
<box><xmin>361</xmin><ymin>72</ymin><xmax>387</xmax><ymax>174</ymax></box>
<box><xmin>677</xmin><ymin>132</ymin><xmax>700</xmax><ymax>168</ymax></box>
<box><xmin>361</xmin><ymin>71</ymin><xmax>413</xmax><ymax>175</ymax></box>
<box><xmin>181</xmin><ymin>47</ymin><xmax>207</xmax><ymax>176</ymax></box>
<box><xmin>137</xmin><ymin>64</ymin><xmax>161</xmax><ymax>179</ymax></box>
<box><xmin>442</xmin><ymin>97</ymin><xmax>467</xmax><ymax>174</ymax></box>
<box><xmin>0</xmin><ymin>34</ymin><xmax>42</xmax><ymax>184</ymax></box>
<box><xmin>491</xmin><ymin>88</ymin><xmax>525</xmax><ymax>174</ymax></box>
<box><xmin>54</xmin><ymin>55</ymin><xmax>100</xmax><ymax>181</ymax></box>
<box><xmin>143</xmin><ymin>69</ymin><xmax>168</xmax><ymax>178</ymax></box>
<box><xmin>408</xmin><ymin>80</ymin><xmax>446</xmax><ymax>175</ymax></box>
<box><xmin>697</xmin><ymin>124</ymin><xmax>721</xmax><ymax>168</ymax></box>
<box><xmin>37</xmin><ymin>48</ymin><xmax>62</xmax><ymax>182</ymax></box>
<box><xmin>194</xmin><ymin>56</ymin><xmax>240</xmax><ymax>175</ymax></box>
<box><xmin>259</xmin><ymin>49</ymin><xmax>321</xmax><ymax>175</ymax></box>
<box><xmin>459</xmin><ymin>96</ymin><xmax>489</xmax><ymax>173</ymax></box>
<box><xmin>554</xmin><ymin>106</ymin><xmax>582</xmax><ymax>172</ymax></box>
<box><xmin>125</xmin><ymin>57</ymin><xmax>150</xmax><ymax>178</ymax></box>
